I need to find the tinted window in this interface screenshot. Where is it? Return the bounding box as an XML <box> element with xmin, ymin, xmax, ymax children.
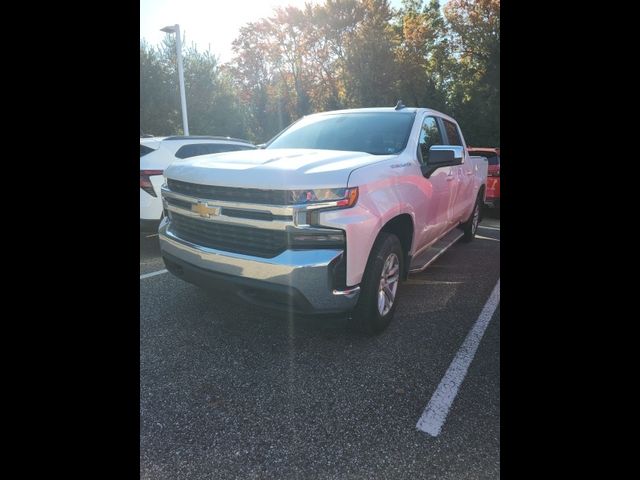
<box><xmin>175</xmin><ymin>143</ymin><xmax>255</xmax><ymax>159</ymax></box>
<box><xmin>443</xmin><ymin>119</ymin><xmax>462</xmax><ymax>146</ymax></box>
<box><xmin>418</xmin><ymin>116</ymin><xmax>444</xmax><ymax>164</ymax></box>
<box><xmin>140</xmin><ymin>145</ymin><xmax>155</xmax><ymax>157</ymax></box>
<box><xmin>267</xmin><ymin>112</ymin><xmax>416</xmax><ymax>155</ymax></box>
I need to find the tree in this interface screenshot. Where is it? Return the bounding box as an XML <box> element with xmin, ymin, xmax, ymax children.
<box><xmin>394</xmin><ymin>0</ymin><xmax>449</xmax><ymax>110</ymax></box>
<box><xmin>444</xmin><ymin>0</ymin><xmax>500</xmax><ymax>145</ymax></box>
<box><xmin>343</xmin><ymin>0</ymin><xmax>399</xmax><ymax>107</ymax></box>
<box><xmin>140</xmin><ymin>40</ymin><xmax>180</xmax><ymax>135</ymax></box>
<box><xmin>140</xmin><ymin>38</ymin><xmax>249</xmax><ymax>138</ymax></box>
<box><xmin>143</xmin><ymin>0</ymin><xmax>501</xmax><ymax>146</ymax></box>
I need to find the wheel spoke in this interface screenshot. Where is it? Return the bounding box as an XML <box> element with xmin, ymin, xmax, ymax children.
<box><xmin>377</xmin><ymin>252</ymin><xmax>400</xmax><ymax>316</ymax></box>
<box><xmin>383</xmin><ymin>284</ymin><xmax>394</xmax><ymax>303</ymax></box>
<box><xmin>383</xmin><ymin>260</ymin><xmax>392</xmax><ymax>276</ymax></box>
<box><xmin>386</xmin><ymin>273</ymin><xmax>399</xmax><ymax>284</ymax></box>
<box><xmin>378</xmin><ymin>291</ymin><xmax>386</xmax><ymax>313</ymax></box>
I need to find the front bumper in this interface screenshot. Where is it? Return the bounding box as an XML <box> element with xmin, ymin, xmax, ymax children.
<box><xmin>158</xmin><ymin>221</ymin><xmax>359</xmax><ymax>314</ymax></box>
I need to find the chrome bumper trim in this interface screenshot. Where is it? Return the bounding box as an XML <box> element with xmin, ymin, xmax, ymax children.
<box><xmin>159</xmin><ymin>220</ymin><xmax>358</xmax><ymax>312</ymax></box>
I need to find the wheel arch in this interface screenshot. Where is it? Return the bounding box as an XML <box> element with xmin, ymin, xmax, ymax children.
<box><xmin>380</xmin><ymin>214</ymin><xmax>414</xmax><ymax>280</ymax></box>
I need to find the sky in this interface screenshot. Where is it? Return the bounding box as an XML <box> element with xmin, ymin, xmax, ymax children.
<box><xmin>140</xmin><ymin>0</ymin><xmax>423</xmax><ymax>64</ymax></box>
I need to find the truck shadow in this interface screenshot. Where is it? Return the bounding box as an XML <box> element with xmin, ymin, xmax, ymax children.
<box><xmin>482</xmin><ymin>206</ymin><xmax>500</xmax><ymax>220</ymax></box>
<box><xmin>200</xmin><ymin>286</ymin><xmax>357</xmax><ymax>338</ymax></box>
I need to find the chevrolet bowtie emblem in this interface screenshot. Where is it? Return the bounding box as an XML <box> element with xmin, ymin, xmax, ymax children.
<box><xmin>191</xmin><ymin>201</ymin><xmax>220</xmax><ymax>218</ymax></box>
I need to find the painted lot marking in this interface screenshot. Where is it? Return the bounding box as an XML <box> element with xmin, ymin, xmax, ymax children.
<box><xmin>478</xmin><ymin>225</ymin><xmax>500</xmax><ymax>231</ymax></box>
<box><xmin>416</xmin><ymin>278</ymin><xmax>500</xmax><ymax>437</ymax></box>
<box><xmin>140</xmin><ymin>269</ymin><xmax>168</xmax><ymax>280</ymax></box>
<box><xmin>404</xmin><ymin>280</ymin><xmax>463</xmax><ymax>286</ymax></box>
<box><xmin>475</xmin><ymin>235</ymin><xmax>500</xmax><ymax>242</ymax></box>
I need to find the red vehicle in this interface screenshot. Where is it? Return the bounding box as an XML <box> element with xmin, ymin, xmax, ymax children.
<box><xmin>468</xmin><ymin>147</ymin><xmax>500</xmax><ymax>209</ymax></box>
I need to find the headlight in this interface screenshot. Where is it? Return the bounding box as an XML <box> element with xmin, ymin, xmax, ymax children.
<box><xmin>289</xmin><ymin>187</ymin><xmax>359</xmax><ymax>207</ymax></box>
<box><xmin>292</xmin><ymin>187</ymin><xmax>359</xmax><ymax>226</ymax></box>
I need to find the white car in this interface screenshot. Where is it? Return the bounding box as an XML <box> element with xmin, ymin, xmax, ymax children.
<box><xmin>140</xmin><ymin>136</ymin><xmax>256</xmax><ymax>232</ymax></box>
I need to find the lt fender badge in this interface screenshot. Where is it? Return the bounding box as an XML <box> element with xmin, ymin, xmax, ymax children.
<box><xmin>390</xmin><ymin>162</ymin><xmax>412</xmax><ymax>168</ymax></box>
<box><xmin>191</xmin><ymin>201</ymin><xmax>221</xmax><ymax>218</ymax></box>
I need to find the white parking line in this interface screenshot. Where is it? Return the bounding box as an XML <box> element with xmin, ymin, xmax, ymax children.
<box><xmin>478</xmin><ymin>225</ymin><xmax>500</xmax><ymax>231</ymax></box>
<box><xmin>404</xmin><ymin>280</ymin><xmax>463</xmax><ymax>286</ymax></box>
<box><xmin>140</xmin><ymin>269</ymin><xmax>168</xmax><ymax>280</ymax></box>
<box><xmin>416</xmin><ymin>278</ymin><xmax>500</xmax><ymax>437</ymax></box>
<box><xmin>475</xmin><ymin>235</ymin><xmax>500</xmax><ymax>242</ymax></box>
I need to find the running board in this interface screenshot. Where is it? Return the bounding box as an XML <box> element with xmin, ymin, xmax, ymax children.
<box><xmin>409</xmin><ymin>229</ymin><xmax>464</xmax><ymax>274</ymax></box>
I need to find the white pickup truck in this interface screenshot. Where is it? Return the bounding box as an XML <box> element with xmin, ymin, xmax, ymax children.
<box><xmin>159</xmin><ymin>105</ymin><xmax>488</xmax><ymax>333</ymax></box>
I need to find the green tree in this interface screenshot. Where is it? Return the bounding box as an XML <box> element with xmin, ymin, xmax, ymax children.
<box><xmin>140</xmin><ymin>40</ymin><xmax>180</xmax><ymax>135</ymax></box>
<box><xmin>394</xmin><ymin>0</ymin><xmax>449</xmax><ymax>110</ymax></box>
<box><xmin>444</xmin><ymin>0</ymin><xmax>500</xmax><ymax>146</ymax></box>
<box><xmin>140</xmin><ymin>38</ymin><xmax>250</xmax><ymax>138</ymax></box>
<box><xmin>343</xmin><ymin>0</ymin><xmax>399</xmax><ymax>107</ymax></box>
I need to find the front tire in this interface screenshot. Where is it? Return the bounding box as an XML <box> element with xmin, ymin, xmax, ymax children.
<box><xmin>351</xmin><ymin>232</ymin><xmax>403</xmax><ymax>335</ymax></box>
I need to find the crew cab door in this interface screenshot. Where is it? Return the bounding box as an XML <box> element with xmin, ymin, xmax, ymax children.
<box><xmin>414</xmin><ymin>115</ymin><xmax>457</xmax><ymax>249</ymax></box>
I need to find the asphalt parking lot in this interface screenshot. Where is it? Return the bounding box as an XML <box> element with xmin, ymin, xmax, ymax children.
<box><xmin>140</xmin><ymin>209</ymin><xmax>500</xmax><ymax>479</ymax></box>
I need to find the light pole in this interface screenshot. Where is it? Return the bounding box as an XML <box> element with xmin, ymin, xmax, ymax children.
<box><xmin>161</xmin><ymin>24</ymin><xmax>189</xmax><ymax>135</ymax></box>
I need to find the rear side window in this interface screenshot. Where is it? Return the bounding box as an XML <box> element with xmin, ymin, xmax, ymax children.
<box><xmin>443</xmin><ymin>120</ymin><xmax>463</xmax><ymax>146</ymax></box>
<box><xmin>140</xmin><ymin>145</ymin><xmax>155</xmax><ymax>157</ymax></box>
<box><xmin>174</xmin><ymin>143</ymin><xmax>255</xmax><ymax>159</ymax></box>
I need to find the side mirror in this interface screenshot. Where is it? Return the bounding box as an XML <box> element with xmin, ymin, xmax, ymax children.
<box><xmin>421</xmin><ymin>145</ymin><xmax>464</xmax><ymax>177</ymax></box>
<box><xmin>429</xmin><ymin>145</ymin><xmax>464</xmax><ymax>164</ymax></box>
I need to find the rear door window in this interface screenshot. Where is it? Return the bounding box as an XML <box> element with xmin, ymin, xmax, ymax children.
<box><xmin>442</xmin><ymin>119</ymin><xmax>463</xmax><ymax>146</ymax></box>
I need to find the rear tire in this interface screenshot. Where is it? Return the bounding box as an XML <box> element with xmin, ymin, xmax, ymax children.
<box><xmin>351</xmin><ymin>232</ymin><xmax>404</xmax><ymax>335</ymax></box>
<box><xmin>461</xmin><ymin>195</ymin><xmax>481</xmax><ymax>242</ymax></box>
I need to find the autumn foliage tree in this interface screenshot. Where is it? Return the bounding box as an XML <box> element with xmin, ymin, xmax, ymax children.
<box><xmin>442</xmin><ymin>0</ymin><xmax>499</xmax><ymax>145</ymax></box>
<box><xmin>141</xmin><ymin>0</ymin><xmax>500</xmax><ymax>146</ymax></box>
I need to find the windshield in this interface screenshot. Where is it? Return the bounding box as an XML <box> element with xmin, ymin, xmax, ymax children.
<box><xmin>267</xmin><ymin>112</ymin><xmax>416</xmax><ymax>155</ymax></box>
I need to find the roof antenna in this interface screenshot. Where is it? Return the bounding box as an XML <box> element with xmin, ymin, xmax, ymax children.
<box><xmin>394</xmin><ymin>99</ymin><xmax>405</xmax><ymax>110</ymax></box>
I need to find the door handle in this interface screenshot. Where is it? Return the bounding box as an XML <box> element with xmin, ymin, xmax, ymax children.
<box><xmin>446</xmin><ymin>175</ymin><xmax>455</xmax><ymax>181</ymax></box>
<box><xmin>466</xmin><ymin>171</ymin><xmax>473</xmax><ymax>175</ymax></box>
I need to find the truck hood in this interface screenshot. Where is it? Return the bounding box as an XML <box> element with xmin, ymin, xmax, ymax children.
<box><xmin>165</xmin><ymin>148</ymin><xmax>397</xmax><ymax>189</ymax></box>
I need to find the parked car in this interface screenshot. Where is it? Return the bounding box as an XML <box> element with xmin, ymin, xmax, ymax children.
<box><xmin>468</xmin><ymin>147</ymin><xmax>500</xmax><ymax>209</ymax></box>
<box><xmin>140</xmin><ymin>136</ymin><xmax>257</xmax><ymax>232</ymax></box>
<box><xmin>158</xmin><ymin>106</ymin><xmax>487</xmax><ymax>334</ymax></box>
